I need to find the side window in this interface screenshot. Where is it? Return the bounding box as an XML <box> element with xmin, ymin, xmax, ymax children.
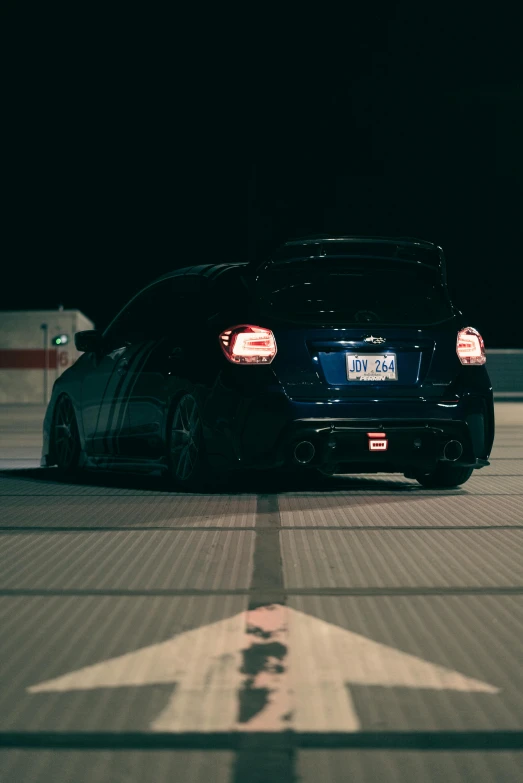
<box><xmin>210</xmin><ymin>268</ymin><xmax>252</xmax><ymax>322</ymax></box>
<box><xmin>140</xmin><ymin>283</ymin><xmax>178</xmax><ymax>338</ymax></box>
<box><xmin>103</xmin><ymin>275</ymin><xmax>210</xmax><ymax>349</ymax></box>
<box><xmin>145</xmin><ymin>276</ymin><xmax>209</xmax><ymax>336</ymax></box>
<box><xmin>103</xmin><ymin>289</ymin><xmax>154</xmax><ymax>349</ymax></box>
<box><xmin>103</xmin><ymin>303</ymin><xmax>137</xmax><ymax>350</ymax></box>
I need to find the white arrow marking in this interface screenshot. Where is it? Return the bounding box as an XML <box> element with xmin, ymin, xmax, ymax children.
<box><xmin>30</xmin><ymin>611</ymin><xmax>245</xmax><ymax>733</ymax></box>
<box><xmin>287</xmin><ymin>609</ymin><xmax>498</xmax><ymax>731</ymax></box>
<box><xmin>28</xmin><ymin>605</ymin><xmax>498</xmax><ymax>732</ymax></box>
<box><xmin>236</xmin><ymin>604</ymin><xmax>291</xmax><ymax>732</ymax></box>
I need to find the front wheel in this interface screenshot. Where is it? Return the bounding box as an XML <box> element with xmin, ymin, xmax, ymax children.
<box><xmin>413</xmin><ymin>463</ymin><xmax>474</xmax><ymax>489</ymax></box>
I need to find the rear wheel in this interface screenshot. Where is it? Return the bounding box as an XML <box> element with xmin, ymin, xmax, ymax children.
<box><xmin>313</xmin><ymin>466</ymin><xmax>340</xmax><ymax>484</ymax></box>
<box><xmin>414</xmin><ymin>463</ymin><xmax>474</xmax><ymax>489</ymax></box>
<box><xmin>53</xmin><ymin>395</ymin><xmax>81</xmax><ymax>473</ymax></box>
<box><xmin>316</xmin><ymin>466</ymin><xmax>338</xmax><ymax>478</ymax></box>
<box><xmin>167</xmin><ymin>393</ymin><xmax>210</xmax><ymax>490</ymax></box>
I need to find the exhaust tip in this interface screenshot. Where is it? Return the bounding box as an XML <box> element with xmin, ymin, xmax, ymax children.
<box><xmin>443</xmin><ymin>440</ymin><xmax>463</xmax><ymax>462</ymax></box>
<box><xmin>294</xmin><ymin>440</ymin><xmax>315</xmax><ymax>465</ymax></box>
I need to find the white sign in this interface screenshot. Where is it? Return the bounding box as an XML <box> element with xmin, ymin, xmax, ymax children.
<box><xmin>28</xmin><ymin>605</ymin><xmax>498</xmax><ymax>733</ymax></box>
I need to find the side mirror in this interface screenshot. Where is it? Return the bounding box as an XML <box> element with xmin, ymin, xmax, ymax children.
<box><xmin>75</xmin><ymin>330</ymin><xmax>102</xmax><ymax>353</ymax></box>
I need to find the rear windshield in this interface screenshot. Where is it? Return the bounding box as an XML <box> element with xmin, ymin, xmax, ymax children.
<box><xmin>256</xmin><ymin>260</ymin><xmax>453</xmax><ymax>326</ymax></box>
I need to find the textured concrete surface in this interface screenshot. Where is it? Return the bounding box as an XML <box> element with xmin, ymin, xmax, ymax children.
<box><xmin>0</xmin><ymin>404</ymin><xmax>522</xmax><ymax>782</ymax></box>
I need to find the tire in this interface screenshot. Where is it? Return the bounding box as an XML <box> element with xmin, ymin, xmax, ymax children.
<box><xmin>167</xmin><ymin>393</ymin><xmax>211</xmax><ymax>491</ymax></box>
<box><xmin>316</xmin><ymin>466</ymin><xmax>338</xmax><ymax>478</ymax></box>
<box><xmin>53</xmin><ymin>395</ymin><xmax>81</xmax><ymax>473</ymax></box>
<box><xmin>414</xmin><ymin>463</ymin><xmax>474</xmax><ymax>489</ymax></box>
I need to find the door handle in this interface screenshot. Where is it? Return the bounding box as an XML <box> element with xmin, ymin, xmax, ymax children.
<box><xmin>116</xmin><ymin>359</ymin><xmax>129</xmax><ymax>375</ymax></box>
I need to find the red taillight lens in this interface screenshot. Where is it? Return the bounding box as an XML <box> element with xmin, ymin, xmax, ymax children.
<box><xmin>219</xmin><ymin>325</ymin><xmax>277</xmax><ymax>364</ymax></box>
<box><xmin>456</xmin><ymin>327</ymin><xmax>486</xmax><ymax>365</ymax></box>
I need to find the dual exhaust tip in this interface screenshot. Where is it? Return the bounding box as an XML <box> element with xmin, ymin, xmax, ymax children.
<box><xmin>294</xmin><ymin>440</ymin><xmax>316</xmax><ymax>465</ymax></box>
<box><xmin>442</xmin><ymin>439</ymin><xmax>463</xmax><ymax>462</ymax></box>
<box><xmin>294</xmin><ymin>438</ymin><xmax>463</xmax><ymax>465</ymax></box>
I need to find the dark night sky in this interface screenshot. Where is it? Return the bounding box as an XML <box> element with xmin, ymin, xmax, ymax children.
<box><xmin>3</xmin><ymin>4</ymin><xmax>523</xmax><ymax>344</ymax></box>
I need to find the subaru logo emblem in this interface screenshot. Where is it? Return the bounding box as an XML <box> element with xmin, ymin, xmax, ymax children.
<box><xmin>363</xmin><ymin>335</ymin><xmax>386</xmax><ymax>344</ymax></box>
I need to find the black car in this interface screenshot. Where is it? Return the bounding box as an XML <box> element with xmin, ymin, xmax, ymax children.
<box><xmin>42</xmin><ymin>236</ymin><xmax>494</xmax><ymax>489</ymax></box>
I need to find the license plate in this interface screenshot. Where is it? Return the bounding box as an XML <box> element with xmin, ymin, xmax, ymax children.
<box><xmin>346</xmin><ymin>353</ymin><xmax>397</xmax><ymax>381</ymax></box>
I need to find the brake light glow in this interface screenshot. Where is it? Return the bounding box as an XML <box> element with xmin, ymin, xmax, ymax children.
<box><xmin>456</xmin><ymin>327</ymin><xmax>486</xmax><ymax>365</ymax></box>
<box><xmin>219</xmin><ymin>325</ymin><xmax>277</xmax><ymax>364</ymax></box>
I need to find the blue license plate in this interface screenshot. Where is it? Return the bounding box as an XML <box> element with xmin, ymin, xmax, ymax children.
<box><xmin>346</xmin><ymin>353</ymin><xmax>398</xmax><ymax>381</ymax></box>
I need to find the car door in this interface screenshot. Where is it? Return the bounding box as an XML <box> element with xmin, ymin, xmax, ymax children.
<box><xmin>124</xmin><ymin>276</ymin><xmax>208</xmax><ymax>459</ymax></box>
<box><xmin>80</xmin><ymin>342</ymin><xmax>130</xmax><ymax>457</ymax></box>
<box><xmin>81</xmin><ymin>295</ymin><xmax>155</xmax><ymax>457</ymax></box>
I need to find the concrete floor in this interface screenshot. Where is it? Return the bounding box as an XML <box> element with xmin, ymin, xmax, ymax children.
<box><xmin>0</xmin><ymin>404</ymin><xmax>522</xmax><ymax>782</ymax></box>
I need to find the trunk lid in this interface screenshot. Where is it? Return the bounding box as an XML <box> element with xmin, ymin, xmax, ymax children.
<box><xmin>254</xmin><ymin>253</ymin><xmax>459</xmax><ymax>400</ymax></box>
<box><xmin>270</xmin><ymin>325</ymin><xmax>459</xmax><ymax>400</ymax></box>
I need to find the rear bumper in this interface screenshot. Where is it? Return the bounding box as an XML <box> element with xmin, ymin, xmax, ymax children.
<box><xmin>207</xmin><ymin>390</ymin><xmax>494</xmax><ymax>473</ymax></box>
<box><xmin>272</xmin><ymin>417</ymin><xmax>488</xmax><ymax>472</ymax></box>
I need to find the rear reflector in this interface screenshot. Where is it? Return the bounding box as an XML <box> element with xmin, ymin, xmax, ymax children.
<box><xmin>457</xmin><ymin>327</ymin><xmax>486</xmax><ymax>365</ymax></box>
<box><xmin>368</xmin><ymin>431</ymin><xmax>388</xmax><ymax>451</ymax></box>
<box><xmin>369</xmin><ymin>439</ymin><xmax>388</xmax><ymax>451</ymax></box>
<box><xmin>219</xmin><ymin>325</ymin><xmax>277</xmax><ymax>364</ymax></box>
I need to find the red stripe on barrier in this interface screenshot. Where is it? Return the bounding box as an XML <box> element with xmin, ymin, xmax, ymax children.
<box><xmin>0</xmin><ymin>349</ymin><xmax>58</xmax><ymax>369</ymax></box>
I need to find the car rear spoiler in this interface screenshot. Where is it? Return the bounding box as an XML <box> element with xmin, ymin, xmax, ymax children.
<box><xmin>254</xmin><ymin>238</ymin><xmax>447</xmax><ymax>284</ymax></box>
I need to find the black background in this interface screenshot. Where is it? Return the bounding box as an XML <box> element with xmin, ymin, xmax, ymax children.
<box><xmin>3</xmin><ymin>4</ymin><xmax>522</xmax><ymax>343</ymax></box>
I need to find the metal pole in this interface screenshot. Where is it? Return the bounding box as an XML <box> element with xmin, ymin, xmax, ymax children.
<box><xmin>40</xmin><ymin>323</ymin><xmax>48</xmax><ymax>404</ymax></box>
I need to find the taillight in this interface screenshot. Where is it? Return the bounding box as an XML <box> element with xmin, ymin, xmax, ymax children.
<box><xmin>456</xmin><ymin>327</ymin><xmax>486</xmax><ymax>365</ymax></box>
<box><xmin>219</xmin><ymin>325</ymin><xmax>277</xmax><ymax>364</ymax></box>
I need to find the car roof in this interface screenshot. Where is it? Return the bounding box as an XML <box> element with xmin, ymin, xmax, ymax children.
<box><xmin>103</xmin><ymin>263</ymin><xmax>248</xmax><ymax>336</ymax></box>
<box><xmin>151</xmin><ymin>263</ymin><xmax>248</xmax><ymax>286</ymax></box>
<box><xmin>147</xmin><ymin>236</ymin><xmax>444</xmax><ymax>291</ymax></box>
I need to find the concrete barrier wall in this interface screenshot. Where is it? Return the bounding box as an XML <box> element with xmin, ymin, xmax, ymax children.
<box><xmin>0</xmin><ymin>310</ymin><xmax>94</xmax><ymax>404</ymax></box>
<box><xmin>0</xmin><ymin>369</ymin><xmax>58</xmax><ymax>404</ymax></box>
<box><xmin>487</xmin><ymin>350</ymin><xmax>523</xmax><ymax>399</ymax></box>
